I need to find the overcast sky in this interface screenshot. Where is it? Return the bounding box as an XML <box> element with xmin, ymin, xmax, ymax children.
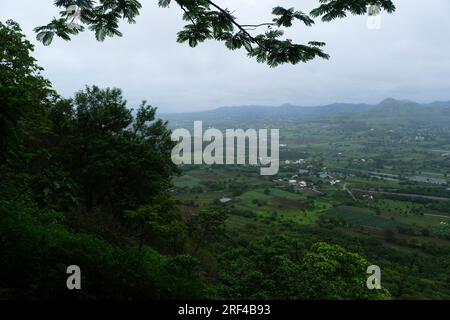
<box><xmin>1</xmin><ymin>0</ymin><xmax>450</xmax><ymax>112</ymax></box>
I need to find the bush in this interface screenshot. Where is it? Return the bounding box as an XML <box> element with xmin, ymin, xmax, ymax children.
<box><xmin>0</xmin><ymin>190</ymin><xmax>216</xmax><ymax>299</ymax></box>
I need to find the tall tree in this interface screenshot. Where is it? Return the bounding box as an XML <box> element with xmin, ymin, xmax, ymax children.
<box><xmin>0</xmin><ymin>20</ymin><xmax>54</xmax><ymax>165</ymax></box>
<box><xmin>189</xmin><ymin>207</ymin><xmax>228</xmax><ymax>253</ymax></box>
<box><xmin>35</xmin><ymin>0</ymin><xmax>396</xmax><ymax>67</ymax></box>
<box><xmin>48</xmin><ymin>86</ymin><xmax>179</xmax><ymax>214</ymax></box>
<box><xmin>124</xmin><ymin>193</ymin><xmax>185</xmax><ymax>253</ymax></box>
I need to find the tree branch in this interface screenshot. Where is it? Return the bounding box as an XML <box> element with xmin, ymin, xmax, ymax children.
<box><xmin>240</xmin><ymin>23</ymin><xmax>276</xmax><ymax>28</ymax></box>
<box><xmin>178</xmin><ymin>3</ymin><xmax>197</xmax><ymax>27</ymax></box>
<box><xmin>204</xmin><ymin>0</ymin><xmax>267</xmax><ymax>50</ymax></box>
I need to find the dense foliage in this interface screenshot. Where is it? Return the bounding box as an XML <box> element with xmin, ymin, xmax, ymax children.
<box><xmin>0</xmin><ymin>185</ymin><xmax>214</xmax><ymax>299</ymax></box>
<box><xmin>219</xmin><ymin>237</ymin><xmax>390</xmax><ymax>299</ymax></box>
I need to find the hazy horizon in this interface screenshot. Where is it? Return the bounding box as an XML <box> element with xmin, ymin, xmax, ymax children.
<box><xmin>158</xmin><ymin>97</ymin><xmax>450</xmax><ymax>114</ymax></box>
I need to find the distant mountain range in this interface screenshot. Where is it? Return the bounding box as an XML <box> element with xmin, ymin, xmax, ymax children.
<box><xmin>160</xmin><ymin>99</ymin><xmax>450</xmax><ymax>128</ymax></box>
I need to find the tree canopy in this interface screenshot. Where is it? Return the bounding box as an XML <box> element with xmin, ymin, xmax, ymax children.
<box><xmin>35</xmin><ymin>0</ymin><xmax>396</xmax><ymax>67</ymax></box>
<box><xmin>46</xmin><ymin>86</ymin><xmax>179</xmax><ymax>214</ymax></box>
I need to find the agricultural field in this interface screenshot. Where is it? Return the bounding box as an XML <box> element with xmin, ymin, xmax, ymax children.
<box><xmin>166</xmin><ymin>102</ymin><xmax>450</xmax><ymax>299</ymax></box>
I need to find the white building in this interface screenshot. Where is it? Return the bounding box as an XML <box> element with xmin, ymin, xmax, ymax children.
<box><xmin>219</xmin><ymin>197</ymin><xmax>232</xmax><ymax>204</ymax></box>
